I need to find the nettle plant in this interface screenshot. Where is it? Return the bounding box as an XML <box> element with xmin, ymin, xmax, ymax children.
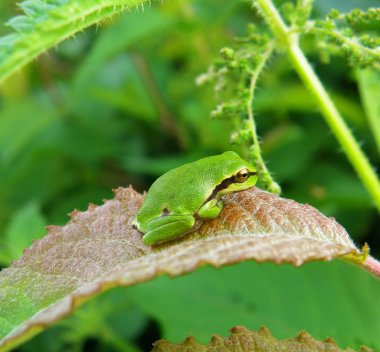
<box><xmin>0</xmin><ymin>0</ymin><xmax>380</xmax><ymax>351</ymax></box>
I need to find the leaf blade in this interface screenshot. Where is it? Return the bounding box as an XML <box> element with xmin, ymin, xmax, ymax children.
<box><xmin>0</xmin><ymin>187</ymin><xmax>366</xmax><ymax>350</ymax></box>
<box><xmin>152</xmin><ymin>325</ymin><xmax>373</xmax><ymax>352</ymax></box>
<box><xmin>0</xmin><ymin>0</ymin><xmax>152</xmax><ymax>84</ymax></box>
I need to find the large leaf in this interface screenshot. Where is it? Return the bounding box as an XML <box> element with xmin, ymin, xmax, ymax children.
<box><xmin>0</xmin><ymin>0</ymin><xmax>152</xmax><ymax>83</ymax></box>
<box><xmin>0</xmin><ymin>187</ymin><xmax>371</xmax><ymax>351</ymax></box>
<box><xmin>126</xmin><ymin>260</ymin><xmax>380</xmax><ymax>349</ymax></box>
<box><xmin>152</xmin><ymin>325</ymin><xmax>373</xmax><ymax>351</ymax></box>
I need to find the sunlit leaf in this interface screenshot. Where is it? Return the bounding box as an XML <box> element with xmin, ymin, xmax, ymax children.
<box><xmin>0</xmin><ymin>0</ymin><xmax>152</xmax><ymax>83</ymax></box>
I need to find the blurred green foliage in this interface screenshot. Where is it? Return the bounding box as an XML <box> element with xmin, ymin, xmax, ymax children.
<box><xmin>0</xmin><ymin>0</ymin><xmax>379</xmax><ymax>351</ymax></box>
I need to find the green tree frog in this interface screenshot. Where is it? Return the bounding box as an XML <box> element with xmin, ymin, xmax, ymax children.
<box><xmin>132</xmin><ymin>151</ymin><xmax>258</xmax><ymax>245</ymax></box>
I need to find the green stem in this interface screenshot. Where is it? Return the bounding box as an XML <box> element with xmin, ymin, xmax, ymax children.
<box><xmin>309</xmin><ymin>26</ymin><xmax>380</xmax><ymax>62</ymax></box>
<box><xmin>98</xmin><ymin>322</ymin><xmax>140</xmax><ymax>352</ymax></box>
<box><xmin>246</xmin><ymin>42</ymin><xmax>280</xmax><ymax>194</ymax></box>
<box><xmin>255</xmin><ymin>0</ymin><xmax>380</xmax><ymax>212</ymax></box>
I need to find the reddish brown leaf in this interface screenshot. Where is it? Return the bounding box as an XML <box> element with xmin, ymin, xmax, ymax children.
<box><xmin>152</xmin><ymin>325</ymin><xmax>373</xmax><ymax>351</ymax></box>
<box><xmin>0</xmin><ymin>187</ymin><xmax>368</xmax><ymax>351</ymax></box>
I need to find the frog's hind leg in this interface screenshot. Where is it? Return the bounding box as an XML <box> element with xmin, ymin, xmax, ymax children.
<box><xmin>198</xmin><ymin>199</ymin><xmax>224</xmax><ymax>219</ymax></box>
<box><xmin>142</xmin><ymin>214</ymin><xmax>195</xmax><ymax>245</ymax></box>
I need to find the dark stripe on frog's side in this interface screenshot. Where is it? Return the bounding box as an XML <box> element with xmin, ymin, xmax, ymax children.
<box><xmin>162</xmin><ymin>207</ymin><xmax>170</xmax><ymax>216</ymax></box>
<box><xmin>204</xmin><ymin>171</ymin><xmax>258</xmax><ymax>204</ymax></box>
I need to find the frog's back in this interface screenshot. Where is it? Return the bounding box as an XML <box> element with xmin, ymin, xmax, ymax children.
<box><xmin>137</xmin><ymin>151</ymin><xmax>248</xmax><ymax>221</ymax></box>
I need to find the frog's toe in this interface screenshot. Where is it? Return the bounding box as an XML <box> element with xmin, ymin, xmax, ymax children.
<box><xmin>132</xmin><ymin>218</ymin><xmax>143</xmax><ymax>233</ymax></box>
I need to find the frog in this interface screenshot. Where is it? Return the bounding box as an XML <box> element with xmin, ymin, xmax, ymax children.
<box><xmin>132</xmin><ymin>151</ymin><xmax>258</xmax><ymax>245</ymax></box>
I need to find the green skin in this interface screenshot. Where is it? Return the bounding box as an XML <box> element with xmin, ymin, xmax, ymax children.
<box><xmin>132</xmin><ymin>151</ymin><xmax>258</xmax><ymax>245</ymax></box>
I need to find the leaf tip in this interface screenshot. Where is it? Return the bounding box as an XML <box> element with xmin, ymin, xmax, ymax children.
<box><xmin>323</xmin><ymin>336</ymin><xmax>338</xmax><ymax>345</ymax></box>
<box><xmin>68</xmin><ymin>208</ymin><xmax>80</xmax><ymax>220</ymax></box>
<box><xmin>362</xmin><ymin>242</ymin><xmax>370</xmax><ymax>257</ymax></box>
<box><xmin>229</xmin><ymin>325</ymin><xmax>251</xmax><ymax>334</ymax></box>
<box><xmin>45</xmin><ymin>225</ymin><xmax>62</xmax><ymax>235</ymax></box>
<box><xmin>87</xmin><ymin>203</ymin><xmax>97</xmax><ymax>211</ymax></box>
<box><xmin>295</xmin><ymin>330</ymin><xmax>313</xmax><ymax>342</ymax></box>
<box><xmin>343</xmin><ymin>242</ymin><xmax>369</xmax><ymax>264</ymax></box>
<box><xmin>257</xmin><ymin>325</ymin><xmax>273</xmax><ymax>337</ymax></box>
<box><xmin>113</xmin><ymin>185</ymin><xmax>141</xmax><ymax>200</ymax></box>
<box><xmin>210</xmin><ymin>334</ymin><xmax>224</xmax><ymax>344</ymax></box>
<box><xmin>184</xmin><ymin>336</ymin><xmax>197</xmax><ymax>344</ymax></box>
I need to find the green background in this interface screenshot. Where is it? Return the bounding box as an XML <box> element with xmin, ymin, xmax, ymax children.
<box><xmin>0</xmin><ymin>0</ymin><xmax>379</xmax><ymax>350</ymax></box>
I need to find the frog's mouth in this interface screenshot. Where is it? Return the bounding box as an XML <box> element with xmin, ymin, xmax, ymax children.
<box><xmin>205</xmin><ymin>171</ymin><xmax>258</xmax><ymax>203</ymax></box>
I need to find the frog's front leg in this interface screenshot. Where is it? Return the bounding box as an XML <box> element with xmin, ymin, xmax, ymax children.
<box><xmin>141</xmin><ymin>214</ymin><xmax>196</xmax><ymax>245</ymax></box>
<box><xmin>198</xmin><ymin>199</ymin><xmax>224</xmax><ymax>219</ymax></box>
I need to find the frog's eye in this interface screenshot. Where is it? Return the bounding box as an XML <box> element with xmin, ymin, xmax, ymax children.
<box><xmin>235</xmin><ymin>168</ymin><xmax>250</xmax><ymax>183</ymax></box>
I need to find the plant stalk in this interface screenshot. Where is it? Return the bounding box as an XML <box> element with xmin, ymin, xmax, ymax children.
<box><xmin>246</xmin><ymin>42</ymin><xmax>280</xmax><ymax>194</ymax></box>
<box><xmin>255</xmin><ymin>0</ymin><xmax>380</xmax><ymax>212</ymax></box>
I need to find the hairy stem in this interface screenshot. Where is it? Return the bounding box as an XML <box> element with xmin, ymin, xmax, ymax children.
<box><xmin>361</xmin><ymin>256</ymin><xmax>380</xmax><ymax>279</ymax></box>
<box><xmin>246</xmin><ymin>42</ymin><xmax>280</xmax><ymax>194</ymax></box>
<box><xmin>255</xmin><ymin>0</ymin><xmax>380</xmax><ymax>212</ymax></box>
<box><xmin>309</xmin><ymin>26</ymin><xmax>380</xmax><ymax>62</ymax></box>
